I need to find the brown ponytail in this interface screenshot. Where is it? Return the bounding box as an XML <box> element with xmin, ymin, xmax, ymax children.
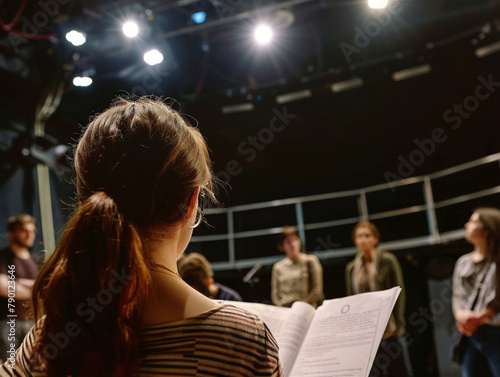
<box><xmin>31</xmin><ymin>191</ymin><xmax>151</xmax><ymax>376</ymax></box>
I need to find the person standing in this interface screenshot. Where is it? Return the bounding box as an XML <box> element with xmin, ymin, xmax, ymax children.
<box><xmin>271</xmin><ymin>226</ymin><xmax>324</xmax><ymax>308</ymax></box>
<box><xmin>0</xmin><ymin>214</ymin><xmax>39</xmax><ymax>362</ymax></box>
<box><xmin>345</xmin><ymin>221</ymin><xmax>413</xmax><ymax>377</ymax></box>
<box><xmin>452</xmin><ymin>207</ymin><xmax>500</xmax><ymax>377</ymax></box>
<box><xmin>0</xmin><ymin>97</ymin><xmax>282</xmax><ymax>376</ymax></box>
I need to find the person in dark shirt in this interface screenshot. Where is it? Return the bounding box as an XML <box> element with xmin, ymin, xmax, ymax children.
<box><xmin>178</xmin><ymin>252</ymin><xmax>243</xmax><ymax>301</ymax></box>
<box><xmin>0</xmin><ymin>214</ymin><xmax>39</xmax><ymax>363</ymax></box>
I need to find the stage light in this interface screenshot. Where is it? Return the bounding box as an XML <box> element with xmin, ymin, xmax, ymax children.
<box><xmin>276</xmin><ymin>90</ymin><xmax>311</xmax><ymax>104</ymax></box>
<box><xmin>254</xmin><ymin>25</ymin><xmax>273</xmax><ymax>45</ymax></box>
<box><xmin>73</xmin><ymin>76</ymin><xmax>93</xmax><ymax>87</ymax></box>
<box><xmin>368</xmin><ymin>0</ymin><xmax>388</xmax><ymax>9</ymax></box>
<box><xmin>221</xmin><ymin>103</ymin><xmax>254</xmax><ymax>114</ymax></box>
<box><xmin>144</xmin><ymin>49</ymin><xmax>163</xmax><ymax>66</ymax></box>
<box><xmin>123</xmin><ymin>21</ymin><xmax>139</xmax><ymax>38</ymax></box>
<box><xmin>475</xmin><ymin>40</ymin><xmax>500</xmax><ymax>58</ymax></box>
<box><xmin>20</xmin><ymin>136</ymin><xmax>72</xmax><ymax>173</ymax></box>
<box><xmin>191</xmin><ymin>11</ymin><xmax>207</xmax><ymax>24</ymax></box>
<box><xmin>392</xmin><ymin>64</ymin><xmax>431</xmax><ymax>81</ymax></box>
<box><xmin>331</xmin><ymin>78</ymin><xmax>364</xmax><ymax>93</ymax></box>
<box><xmin>65</xmin><ymin>30</ymin><xmax>86</xmax><ymax>46</ymax></box>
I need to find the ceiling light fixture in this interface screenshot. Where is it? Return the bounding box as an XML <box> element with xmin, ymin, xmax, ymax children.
<box><xmin>276</xmin><ymin>90</ymin><xmax>311</xmax><ymax>104</ymax></box>
<box><xmin>392</xmin><ymin>64</ymin><xmax>431</xmax><ymax>81</ymax></box>
<box><xmin>368</xmin><ymin>0</ymin><xmax>388</xmax><ymax>9</ymax></box>
<box><xmin>143</xmin><ymin>49</ymin><xmax>164</xmax><ymax>65</ymax></box>
<box><xmin>221</xmin><ymin>103</ymin><xmax>254</xmax><ymax>114</ymax></box>
<box><xmin>331</xmin><ymin>78</ymin><xmax>364</xmax><ymax>93</ymax></box>
<box><xmin>65</xmin><ymin>30</ymin><xmax>86</xmax><ymax>46</ymax></box>
<box><xmin>191</xmin><ymin>11</ymin><xmax>207</xmax><ymax>24</ymax></box>
<box><xmin>73</xmin><ymin>76</ymin><xmax>93</xmax><ymax>87</ymax></box>
<box><xmin>475</xmin><ymin>40</ymin><xmax>500</xmax><ymax>58</ymax></box>
<box><xmin>123</xmin><ymin>21</ymin><xmax>139</xmax><ymax>38</ymax></box>
<box><xmin>254</xmin><ymin>25</ymin><xmax>273</xmax><ymax>45</ymax></box>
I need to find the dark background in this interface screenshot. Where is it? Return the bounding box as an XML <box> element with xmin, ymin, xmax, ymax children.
<box><xmin>1</xmin><ymin>0</ymin><xmax>499</xmax><ymax>206</ymax></box>
<box><xmin>1</xmin><ymin>1</ymin><xmax>500</xmax><ymax>375</ymax></box>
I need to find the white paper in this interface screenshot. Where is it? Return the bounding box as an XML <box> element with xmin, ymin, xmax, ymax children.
<box><xmin>228</xmin><ymin>301</ymin><xmax>291</xmax><ymax>338</ymax></box>
<box><xmin>225</xmin><ymin>287</ymin><xmax>401</xmax><ymax>377</ymax></box>
<box><xmin>290</xmin><ymin>287</ymin><xmax>400</xmax><ymax>377</ymax></box>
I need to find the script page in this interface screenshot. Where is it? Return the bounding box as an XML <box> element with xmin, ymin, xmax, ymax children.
<box><xmin>290</xmin><ymin>287</ymin><xmax>401</xmax><ymax>377</ymax></box>
<box><xmin>275</xmin><ymin>302</ymin><xmax>316</xmax><ymax>377</ymax></box>
<box><xmin>226</xmin><ymin>301</ymin><xmax>290</xmax><ymax>338</ymax></box>
<box><xmin>226</xmin><ymin>300</ymin><xmax>316</xmax><ymax>376</ymax></box>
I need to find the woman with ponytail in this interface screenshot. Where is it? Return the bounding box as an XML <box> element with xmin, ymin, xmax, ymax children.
<box><xmin>1</xmin><ymin>97</ymin><xmax>282</xmax><ymax>377</ymax></box>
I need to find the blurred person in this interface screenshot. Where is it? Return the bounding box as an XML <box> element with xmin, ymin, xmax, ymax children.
<box><xmin>178</xmin><ymin>252</ymin><xmax>243</xmax><ymax>301</ymax></box>
<box><xmin>0</xmin><ymin>97</ymin><xmax>282</xmax><ymax>376</ymax></box>
<box><xmin>271</xmin><ymin>226</ymin><xmax>324</xmax><ymax>308</ymax></box>
<box><xmin>345</xmin><ymin>221</ymin><xmax>413</xmax><ymax>377</ymax></box>
<box><xmin>459</xmin><ymin>207</ymin><xmax>500</xmax><ymax>325</ymax></box>
<box><xmin>452</xmin><ymin>207</ymin><xmax>500</xmax><ymax>377</ymax></box>
<box><xmin>0</xmin><ymin>214</ymin><xmax>39</xmax><ymax>363</ymax></box>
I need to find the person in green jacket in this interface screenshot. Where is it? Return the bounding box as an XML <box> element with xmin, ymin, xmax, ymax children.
<box><xmin>345</xmin><ymin>221</ymin><xmax>413</xmax><ymax>377</ymax></box>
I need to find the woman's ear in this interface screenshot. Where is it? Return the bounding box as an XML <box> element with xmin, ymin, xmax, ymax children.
<box><xmin>186</xmin><ymin>186</ymin><xmax>201</xmax><ymax>221</ymax></box>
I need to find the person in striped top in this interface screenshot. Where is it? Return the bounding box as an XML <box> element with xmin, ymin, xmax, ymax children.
<box><xmin>0</xmin><ymin>97</ymin><xmax>282</xmax><ymax>377</ymax></box>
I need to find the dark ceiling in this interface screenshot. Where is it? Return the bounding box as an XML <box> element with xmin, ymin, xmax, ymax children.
<box><xmin>1</xmin><ymin>0</ymin><xmax>500</xmax><ymax>206</ymax></box>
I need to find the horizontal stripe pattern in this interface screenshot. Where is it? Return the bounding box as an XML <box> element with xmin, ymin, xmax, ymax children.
<box><xmin>0</xmin><ymin>305</ymin><xmax>283</xmax><ymax>377</ymax></box>
<box><xmin>1</xmin><ymin>324</ymin><xmax>42</xmax><ymax>377</ymax></box>
<box><xmin>136</xmin><ymin>305</ymin><xmax>282</xmax><ymax>376</ymax></box>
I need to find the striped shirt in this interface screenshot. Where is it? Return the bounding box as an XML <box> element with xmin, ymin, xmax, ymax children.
<box><xmin>0</xmin><ymin>305</ymin><xmax>283</xmax><ymax>377</ymax></box>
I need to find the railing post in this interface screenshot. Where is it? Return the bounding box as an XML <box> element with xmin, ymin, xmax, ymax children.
<box><xmin>358</xmin><ymin>190</ymin><xmax>369</xmax><ymax>221</ymax></box>
<box><xmin>423</xmin><ymin>176</ymin><xmax>441</xmax><ymax>244</ymax></box>
<box><xmin>227</xmin><ymin>209</ymin><xmax>236</xmax><ymax>269</ymax></box>
<box><xmin>295</xmin><ymin>202</ymin><xmax>306</xmax><ymax>244</ymax></box>
<box><xmin>34</xmin><ymin>72</ymin><xmax>69</xmax><ymax>258</ymax></box>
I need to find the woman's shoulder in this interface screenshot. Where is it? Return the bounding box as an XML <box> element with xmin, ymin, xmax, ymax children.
<box><xmin>209</xmin><ymin>303</ymin><xmax>264</xmax><ymax>321</ymax></box>
<box><xmin>140</xmin><ymin>304</ymin><xmax>268</xmax><ymax>333</ymax></box>
<box><xmin>0</xmin><ymin>319</ymin><xmax>44</xmax><ymax>376</ymax></box>
<box><xmin>204</xmin><ymin>304</ymin><xmax>271</xmax><ymax>333</ymax></box>
<box><xmin>454</xmin><ymin>252</ymin><xmax>474</xmax><ymax>267</ymax></box>
<box><xmin>139</xmin><ymin>304</ymin><xmax>276</xmax><ymax>352</ymax></box>
<box><xmin>136</xmin><ymin>304</ymin><xmax>282</xmax><ymax>377</ymax></box>
<box><xmin>217</xmin><ymin>304</ymin><xmax>270</xmax><ymax>327</ymax></box>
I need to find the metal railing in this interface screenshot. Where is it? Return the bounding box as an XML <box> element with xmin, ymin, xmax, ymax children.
<box><xmin>188</xmin><ymin>153</ymin><xmax>500</xmax><ymax>271</ymax></box>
